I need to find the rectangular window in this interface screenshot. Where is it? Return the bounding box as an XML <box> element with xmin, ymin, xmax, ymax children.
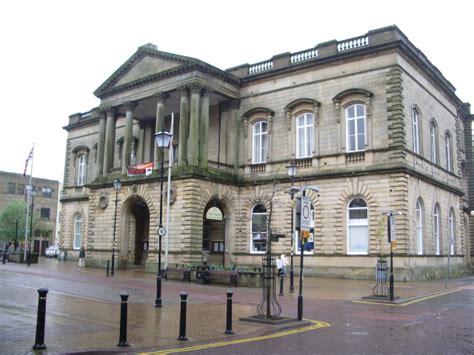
<box><xmin>212</xmin><ymin>241</ymin><xmax>224</xmax><ymax>253</ymax></box>
<box><xmin>17</xmin><ymin>184</ymin><xmax>25</xmax><ymax>195</ymax></box>
<box><xmin>296</xmin><ymin>113</ymin><xmax>314</xmax><ymax>158</ymax></box>
<box><xmin>42</xmin><ymin>187</ymin><xmax>52</xmax><ymax>198</ymax></box>
<box><xmin>346</xmin><ymin>104</ymin><xmax>366</xmax><ymax>152</ymax></box>
<box><xmin>40</xmin><ymin>208</ymin><xmax>50</xmax><ymax>220</ymax></box>
<box><xmin>7</xmin><ymin>182</ymin><xmax>16</xmax><ymax>194</ymax></box>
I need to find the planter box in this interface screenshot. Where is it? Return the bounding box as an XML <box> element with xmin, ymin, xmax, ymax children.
<box><xmin>8</xmin><ymin>252</ymin><xmax>39</xmax><ymax>264</ymax></box>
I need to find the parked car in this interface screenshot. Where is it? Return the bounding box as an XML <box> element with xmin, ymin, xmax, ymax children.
<box><xmin>45</xmin><ymin>245</ymin><xmax>60</xmax><ymax>258</ymax></box>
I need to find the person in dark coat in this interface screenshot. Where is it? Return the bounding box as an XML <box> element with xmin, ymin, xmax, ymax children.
<box><xmin>78</xmin><ymin>246</ymin><xmax>86</xmax><ymax>267</ymax></box>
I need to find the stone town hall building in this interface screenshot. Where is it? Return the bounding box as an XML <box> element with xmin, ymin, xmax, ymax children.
<box><xmin>59</xmin><ymin>26</ymin><xmax>473</xmax><ymax>280</ymax></box>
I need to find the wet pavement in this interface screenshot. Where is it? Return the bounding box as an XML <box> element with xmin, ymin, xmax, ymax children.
<box><xmin>0</xmin><ymin>258</ymin><xmax>472</xmax><ymax>354</ymax></box>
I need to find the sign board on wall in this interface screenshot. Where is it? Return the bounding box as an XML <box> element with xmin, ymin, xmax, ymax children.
<box><xmin>300</xmin><ymin>196</ymin><xmax>311</xmax><ymax>239</ymax></box>
<box><xmin>206</xmin><ymin>207</ymin><xmax>223</xmax><ymax>221</ymax></box>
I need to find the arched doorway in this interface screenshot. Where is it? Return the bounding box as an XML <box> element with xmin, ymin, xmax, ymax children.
<box><xmin>203</xmin><ymin>200</ymin><xmax>227</xmax><ymax>266</ymax></box>
<box><xmin>120</xmin><ymin>196</ymin><xmax>150</xmax><ymax>267</ymax></box>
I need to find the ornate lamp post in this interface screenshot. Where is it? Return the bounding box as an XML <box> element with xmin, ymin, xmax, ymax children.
<box><xmin>111</xmin><ymin>178</ymin><xmax>121</xmax><ymax>276</ymax></box>
<box><xmin>154</xmin><ymin>127</ymin><xmax>172</xmax><ymax>308</ymax></box>
<box><xmin>286</xmin><ymin>161</ymin><xmax>297</xmax><ymax>293</ymax></box>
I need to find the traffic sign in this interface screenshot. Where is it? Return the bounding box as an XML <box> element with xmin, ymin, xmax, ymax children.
<box><xmin>158</xmin><ymin>226</ymin><xmax>166</xmax><ymax>237</ymax></box>
<box><xmin>300</xmin><ymin>196</ymin><xmax>311</xmax><ymax>238</ymax></box>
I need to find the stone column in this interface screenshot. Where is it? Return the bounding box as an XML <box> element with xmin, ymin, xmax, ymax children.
<box><xmin>96</xmin><ymin>109</ymin><xmax>106</xmax><ymax>178</ymax></box>
<box><xmin>103</xmin><ymin>107</ymin><xmax>116</xmax><ymax>174</ymax></box>
<box><xmin>137</xmin><ymin>121</ymin><xmax>145</xmax><ymax>164</ymax></box>
<box><xmin>230</xmin><ymin>100</ymin><xmax>241</xmax><ymax>171</ymax></box>
<box><xmin>178</xmin><ymin>86</ymin><xmax>189</xmax><ymax>167</ymax></box>
<box><xmin>154</xmin><ymin>92</ymin><xmax>168</xmax><ymax>169</ymax></box>
<box><xmin>199</xmin><ymin>87</ymin><xmax>210</xmax><ymax>168</ymax></box>
<box><xmin>122</xmin><ymin>101</ymin><xmax>137</xmax><ymax>175</ymax></box>
<box><xmin>188</xmin><ymin>85</ymin><xmax>201</xmax><ymax>167</ymax></box>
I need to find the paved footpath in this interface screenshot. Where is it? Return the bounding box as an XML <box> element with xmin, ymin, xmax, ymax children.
<box><xmin>0</xmin><ymin>258</ymin><xmax>472</xmax><ymax>354</ymax></box>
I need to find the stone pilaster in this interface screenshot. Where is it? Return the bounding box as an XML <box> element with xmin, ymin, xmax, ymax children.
<box><xmin>188</xmin><ymin>84</ymin><xmax>201</xmax><ymax>167</ymax></box>
<box><xmin>230</xmin><ymin>100</ymin><xmax>241</xmax><ymax>171</ymax></box>
<box><xmin>103</xmin><ymin>107</ymin><xmax>116</xmax><ymax>174</ymax></box>
<box><xmin>96</xmin><ymin>109</ymin><xmax>106</xmax><ymax>178</ymax></box>
<box><xmin>122</xmin><ymin>101</ymin><xmax>137</xmax><ymax>175</ymax></box>
<box><xmin>178</xmin><ymin>86</ymin><xmax>189</xmax><ymax>167</ymax></box>
<box><xmin>154</xmin><ymin>92</ymin><xmax>168</xmax><ymax>168</ymax></box>
<box><xmin>199</xmin><ymin>87</ymin><xmax>210</xmax><ymax>168</ymax></box>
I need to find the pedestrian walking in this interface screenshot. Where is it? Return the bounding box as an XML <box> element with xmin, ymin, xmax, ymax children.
<box><xmin>78</xmin><ymin>246</ymin><xmax>86</xmax><ymax>267</ymax></box>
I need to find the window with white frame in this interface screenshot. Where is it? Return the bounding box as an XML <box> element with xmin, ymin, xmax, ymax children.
<box><xmin>77</xmin><ymin>154</ymin><xmax>86</xmax><ymax>186</ymax></box>
<box><xmin>445</xmin><ymin>131</ymin><xmax>453</xmax><ymax>172</ymax></box>
<box><xmin>430</xmin><ymin>120</ymin><xmax>438</xmax><ymax>164</ymax></box>
<box><xmin>347</xmin><ymin>198</ymin><xmax>368</xmax><ymax>254</ymax></box>
<box><xmin>296</xmin><ymin>113</ymin><xmax>314</xmax><ymax>158</ymax></box>
<box><xmin>252</xmin><ymin>122</ymin><xmax>268</xmax><ymax>164</ymax></box>
<box><xmin>433</xmin><ymin>204</ymin><xmax>440</xmax><ymax>255</ymax></box>
<box><xmin>412</xmin><ymin>108</ymin><xmax>420</xmax><ymax>154</ymax></box>
<box><xmin>251</xmin><ymin>204</ymin><xmax>267</xmax><ymax>253</ymax></box>
<box><xmin>73</xmin><ymin>215</ymin><xmax>82</xmax><ymax>250</ymax></box>
<box><xmin>448</xmin><ymin>208</ymin><xmax>455</xmax><ymax>255</ymax></box>
<box><xmin>346</xmin><ymin>104</ymin><xmax>366</xmax><ymax>152</ymax></box>
<box><xmin>416</xmin><ymin>198</ymin><xmax>424</xmax><ymax>255</ymax></box>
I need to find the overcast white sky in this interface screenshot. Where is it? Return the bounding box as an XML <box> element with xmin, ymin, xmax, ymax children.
<box><xmin>0</xmin><ymin>0</ymin><xmax>472</xmax><ymax>183</ymax></box>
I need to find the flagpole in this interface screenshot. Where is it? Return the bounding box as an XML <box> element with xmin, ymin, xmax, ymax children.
<box><xmin>23</xmin><ymin>143</ymin><xmax>34</xmax><ymax>260</ymax></box>
<box><xmin>165</xmin><ymin>113</ymin><xmax>174</xmax><ymax>270</ymax></box>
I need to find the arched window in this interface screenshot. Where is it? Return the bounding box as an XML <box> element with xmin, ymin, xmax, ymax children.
<box><xmin>251</xmin><ymin>204</ymin><xmax>267</xmax><ymax>253</ymax></box>
<box><xmin>252</xmin><ymin>122</ymin><xmax>268</xmax><ymax>164</ymax></box>
<box><xmin>73</xmin><ymin>215</ymin><xmax>82</xmax><ymax>250</ymax></box>
<box><xmin>433</xmin><ymin>204</ymin><xmax>441</xmax><ymax>255</ymax></box>
<box><xmin>347</xmin><ymin>198</ymin><xmax>368</xmax><ymax>254</ymax></box>
<box><xmin>416</xmin><ymin>198</ymin><xmax>424</xmax><ymax>255</ymax></box>
<box><xmin>430</xmin><ymin>120</ymin><xmax>438</xmax><ymax>164</ymax></box>
<box><xmin>448</xmin><ymin>208</ymin><xmax>455</xmax><ymax>255</ymax></box>
<box><xmin>445</xmin><ymin>131</ymin><xmax>453</xmax><ymax>172</ymax></box>
<box><xmin>296</xmin><ymin>113</ymin><xmax>314</xmax><ymax>158</ymax></box>
<box><xmin>77</xmin><ymin>155</ymin><xmax>87</xmax><ymax>186</ymax></box>
<box><xmin>346</xmin><ymin>104</ymin><xmax>366</xmax><ymax>152</ymax></box>
<box><xmin>412</xmin><ymin>108</ymin><xmax>420</xmax><ymax>154</ymax></box>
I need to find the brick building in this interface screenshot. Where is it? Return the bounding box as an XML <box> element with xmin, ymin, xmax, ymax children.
<box><xmin>0</xmin><ymin>171</ymin><xmax>60</xmax><ymax>255</ymax></box>
<box><xmin>59</xmin><ymin>25</ymin><xmax>473</xmax><ymax>280</ymax></box>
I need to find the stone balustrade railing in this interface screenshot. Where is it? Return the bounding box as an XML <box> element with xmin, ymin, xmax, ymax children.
<box><xmin>337</xmin><ymin>35</ymin><xmax>369</xmax><ymax>52</ymax></box>
<box><xmin>290</xmin><ymin>48</ymin><xmax>318</xmax><ymax>64</ymax></box>
<box><xmin>248</xmin><ymin>59</ymin><xmax>274</xmax><ymax>75</ymax></box>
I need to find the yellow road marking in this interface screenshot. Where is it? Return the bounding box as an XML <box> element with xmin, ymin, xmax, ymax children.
<box><xmin>353</xmin><ymin>287</ymin><xmax>462</xmax><ymax>307</ymax></box>
<box><xmin>140</xmin><ymin>319</ymin><xmax>330</xmax><ymax>355</ymax></box>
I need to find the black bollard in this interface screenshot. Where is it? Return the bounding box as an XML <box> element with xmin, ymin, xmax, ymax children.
<box><xmin>106</xmin><ymin>260</ymin><xmax>110</xmax><ymax>277</ymax></box>
<box><xmin>2</xmin><ymin>251</ymin><xmax>6</xmax><ymax>264</ymax></box>
<box><xmin>225</xmin><ymin>289</ymin><xmax>233</xmax><ymax>334</ymax></box>
<box><xmin>118</xmin><ymin>292</ymin><xmax>129</xmax><ymax>347</ymax></box>
<box><xmin>33</xmin><ymin>288</ymin><xmax>49</xmax><ymax>350</ymax></box>
<box><xmin>178</xmin><ymin>292</ymin><xmax>188</xmax><ymax>341</ymax></box>
<box><xmin>279</xmin><ymin>274</ymin><xmax>284</xmax><ymax>296</ymax></box>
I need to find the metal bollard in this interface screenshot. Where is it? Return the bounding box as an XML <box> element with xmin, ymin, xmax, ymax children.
<box><xmin>2</xmin><ymin>251</ymin><xmax>6</xmax><ymax>264</ymax></box>
<box><xmin>225</xmin><ymin>289</ymin><xmax>233</xmax><ymax>334</ymax></box>
<box><xmin>279</xmin><ymin>274</ymin><xmax>284</xmax><ymax>296</ymax></box>
<box><xmin>106</xmin><ymin>260</ymin><xmax>110</xmax><ymax>277</ymax></box>
<box><xmin>177</xmin><ymin>292</ymin><xmax>188</xmax><ymax>341</ymax></box>
<box><xmin>117</xmin><ymin>292</ymin><xmax>129</xmax><ymax>347</ymax></box>
<box><xmin>33</xmin><ymin>288</ymin><xmax>49</xmax><ymax>350</ymax></box>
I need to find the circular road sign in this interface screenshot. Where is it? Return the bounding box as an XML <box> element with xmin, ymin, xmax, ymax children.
<box><xmin>158</xmin><ymin>227</ymin><xmax>166</xmax><ymax>237</ymax></box>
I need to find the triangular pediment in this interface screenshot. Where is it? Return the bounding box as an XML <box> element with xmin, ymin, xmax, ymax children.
<box><xmin>94</xmin><ymin>44</ymin><xmax>197</xmax><ymax>98</ymax></box>
<box><xmin>114</xmin><ymin>55</ymin><xmax>182</xmax><ymax>87</ymax></box>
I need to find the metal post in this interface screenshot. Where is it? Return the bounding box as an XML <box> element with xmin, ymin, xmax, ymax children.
<box><xmin>178</xmin><ymin>291</ymin><xmax>188</xmax><ymax>341</ymax></box>
<box><xmin>106</xmin><ymin>260</ymin><xmax>110</xmax><ymax>277</ymax></box>
<box><xmin>279</xmin><ymin>273</ymin><xmax>284</xmax><ymax>296</ymax></box>
<box><xmin>298</xmin><ymin>237</ymin><xmax>304</xmax><ymax>321</ymax></box>
<box><xmin>289</xmin><ymin>193</ymin><xmax>295</xmax><ymax>293</ymax></box>
<box><xmin>28</xmin><ymin>192</ymin><xmax>35</xmax><ymax>267</ymax></box>
<box><xmin>118</xmin><ymin>292</ymin><xmax>129</xmax><ymax>347</ymax></box>
<box><xmin>33</xmin><ymin>288</ymin><xmax>48</xmax><ymax>350</ymax></box>
<box><xmin>111</xmin><ymin>189</ymin><xmax>118</xmax><ymax>276</ymax></box>
<box><xmin>156</xmin><ymin>145</ymin><xmax>165</xmax><ymax>308</ymax></box>
<box><xmin>225</xmin><ymin>289</ymin><xmax>233</xmax><ymax>334</ymax></box>
<box><xmin>389</xmin><ymin>248</ymin><xmax>394</xmax><ymax>301</ymax></box>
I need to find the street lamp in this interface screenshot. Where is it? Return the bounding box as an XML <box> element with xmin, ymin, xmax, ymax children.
<box><xmin>154</xmin><ymin>127</ymin><xmax>172</xmax><ymax>308</ymax></box>
<box><xmin>27</xmin><ymin>188</ymin><xmax>36</xmax><ymax>267</ymax></box>
<box><xmin>286</xmin><ymin>161</ymin><xmax>297</xmax><ymax>293</ymax></box>
<box><xmin>111</xmin><ymin>178</ymin><xmax>121</xmax><ymax>276</ymax></box>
